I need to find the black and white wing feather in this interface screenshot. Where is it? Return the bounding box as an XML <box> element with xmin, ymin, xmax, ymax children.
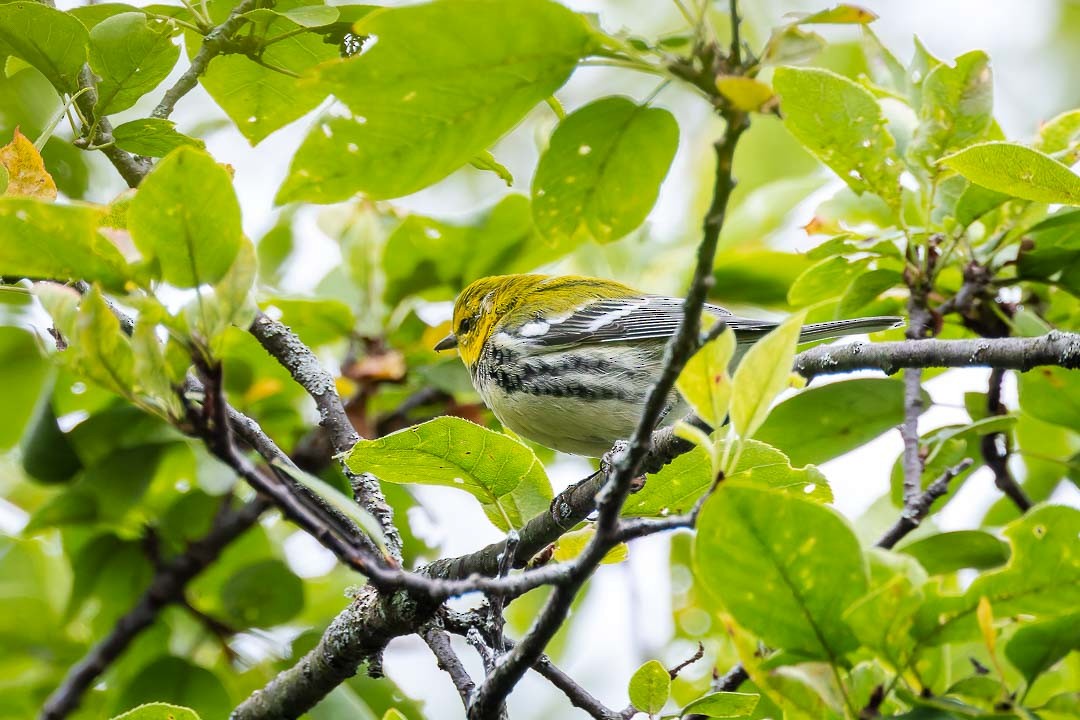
<box><xmin>514</xmin><ymin>295</ymin><xmax>902</xmax><ymax>348</ymax></box>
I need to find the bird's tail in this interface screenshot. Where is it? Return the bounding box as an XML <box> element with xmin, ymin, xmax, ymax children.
<box><xmin>797</xmin><ymin>316</ymin><xmax>905</xmax><ymax>342</ymax></box>
<box><xmin>730</xmin><ymin>316</ymin><xmax>904</xmax><ymax>343</ymax></box>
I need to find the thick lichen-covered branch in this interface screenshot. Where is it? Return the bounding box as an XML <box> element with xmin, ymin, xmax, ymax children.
<box><xmin>792</xmin><ymin>331</ymin><xmax>1080</xmax><ymax>378</ymax></box>
<box><xmin>249</xmin><ymin>312</ymin><xmax>404</xmax><ymax>560</ymax></box>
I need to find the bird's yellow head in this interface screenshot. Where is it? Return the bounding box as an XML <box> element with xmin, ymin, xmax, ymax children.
<box><xmin>435</xmin><ymin>275</ymin><xmax>546</xmax><ymax>366</ymax></box>
<box><xmin>434</xmin><ymin>274</ymin><xmax>640</xmax><ymax>367</ymax></box>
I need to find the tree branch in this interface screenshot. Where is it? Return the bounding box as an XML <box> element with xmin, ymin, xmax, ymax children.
<box><xmin>875</xmin><ymin>458</ymin><xmax>974</xmax><ymax>550</ymax></box>
<box><xmin>151</xmin><ymin>0</ymin><xmax>258</xmax><ymax>120</ymax></box>
<box><xmin>465</xmin><ymin>16</ymin><xmax>752</xmax><ymax>713</ymax></box>
<box><xmin>40</xmin><ymin>497</ymin><xmax>269</xmax><ymax>720</ymax></box>
<box><xmin>532</xmin><ymin>654</ymin><xmax>622</xmax><ymax>720</ymax></box>
<box><xmin>422</xmin><ymin>626</ymin><xmax>476</xmax><ymax>708</ymax></box>
<box><xmin>249</xmin><ymin>312</ymin><xmax>404</xmax><ymax>561</ymax></box>
<box><xmin>792</xmin><ymin>331</ymin><xmax>1080</xmax><ymax>379</ymax></box>
<box><xmin>981</xmin><ymin>368</ymin><xmax>1033</xmax><ymax>512</ymax></box>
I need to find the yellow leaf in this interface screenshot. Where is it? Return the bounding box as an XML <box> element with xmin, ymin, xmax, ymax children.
<box><xmin>553</xmin><ymin>527</ymin><xmax>627</xmax><ymax>565</ymax></box>
<box><xmin>976</xmin><ymin>595</ymin><xmax>996</xmax><ymax>654</ymax></box>
<box><xmin>677</xmin><ymin>327</ymin><xmax>736</xmax><ymax>428</ymax></box>
<box><xmin>794</xmin><ymin>5</ymin><xmax>878</xmax><ymax>25</ymax></box>
<box><xmin>0</xmin><ymin>128</ymin><xmax>57</xmax><ymax>200</ymax></box>
<box><xmin>715</xmin><ymin>76</ymin><xmax>776</xmax><ymax>112</ymax></box>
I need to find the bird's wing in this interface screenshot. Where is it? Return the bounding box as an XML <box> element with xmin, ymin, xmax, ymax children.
<box><xmin>521</xmin><ymin>296</ymin><xmax>776</xmax><ymax>348</ymax></box>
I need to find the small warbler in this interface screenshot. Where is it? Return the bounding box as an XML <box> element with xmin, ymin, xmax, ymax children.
<box><xmin>436</xmin><ymin>274</ymin><xmax>902</xmax><ymax>457</ymax></box>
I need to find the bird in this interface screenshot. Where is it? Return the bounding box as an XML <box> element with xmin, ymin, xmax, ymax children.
<box><xmin>435</xmin><ymin>274</ymin><xmax>903</xmax><ymax>457</ymax></box>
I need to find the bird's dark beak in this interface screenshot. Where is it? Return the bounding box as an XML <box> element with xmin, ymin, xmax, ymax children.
<box><xmin>434</xmin><ymin>333</ymin><xmax>458</xmax><ymax>352</ymax></box>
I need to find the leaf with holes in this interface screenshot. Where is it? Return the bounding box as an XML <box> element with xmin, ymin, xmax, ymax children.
<box><xmin>912</xmin><ymin>504</ymin><xmax>1080</xmax><ymax>646</ymax></box>
<box><xmin>773</xmin><ymin>66</ymin><xmax>901</xmax><ymax>208</ymax></box>
<box><xmin>280</xmin><ymin>0</ymin><xmax>598</xmax><ymax>202</ymax></box>
<box><xmin>90</xmin><ymin>12</ymin><xmax>180</xmax><ymax>115</ymax></box>
<box><xmin>906</xmin><ymin>51</ymin><xmax>993</xmax><ymax>181</ymax></box>
<box><xmin>939</xmin><ymin>142</ymin><xmax>1080</xmax><ymax>205</ymax></box>
<box><xmin>532</xmin><ymin>97</ymin><xmax>678</xmax><ymax>244</ymax></box>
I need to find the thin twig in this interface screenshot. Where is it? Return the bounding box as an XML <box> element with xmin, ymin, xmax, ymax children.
<box><xmin>533</xmin><ymin>654</ymin><xmax>622</xmax><ymax>720</ymax></box>
<box><xmin>422</xmin><ymin>626</ymin><xmax>476</xmax><ymax>708</ymax></box>
<box><xmin>981</xmin><ymin>368</ymin><xmax>1033</xmax><ymax>512</ymax></box>
<box><xmin>151</xmin><ymin>0</ymin><xmax>259</xmax><ymax>120</ymax></box>
<box><xmin>876</xmin><ymin>458</ymin><xmax>974</xmax><ymax>549</ymax></box>
<box><xmin>40</xmin><ymin>497</ymin><xmax>269</xmax><ymax>720</ymax></box>
<box><xmin>465</xmin><ymin>5</ymin><xmax>752</xmax><ymax>712</ymax></box>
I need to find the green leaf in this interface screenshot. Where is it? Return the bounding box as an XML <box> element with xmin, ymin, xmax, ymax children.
<box><xmin>19</xmin><ymin>393</ymin><xmax>83</xmax><ymax>481</ymax></box>
<box><xmin>773</xmin><ymin>66</ymin><xmax>901</xmax><ymax>207</ymax></box>
<box><xmin>794</xmin><ymin>5</ymin><xmax>878</xmax><ymax>25</ymax></box>
<box><xmin>889</xmin><ymin>416</ymin><xmax>1011</xmax><ymax>506</ymax></box>
<box><xmin>860</xmin><ymin>27</ymin><xmax>906</xmax><ymax>96</ymax></box>
<box><xmin>836</xmin><ymin>267</ymin><xmax>903</xmax><ymax>317</ymax></box>
<box><xmin>954</xmin><ymin>181</ymin><xmax>1010</xmax><ymax>227</ymax></box>
<box><xmin>939</xmin><ymin>141</ymin><xmax>1080</xmax><ymax>206</ymax></box>
<box><xmin>1036</xmin><ymin>108</ymin><xmax>1080</xmax><ymax>157</ymax></box>
<box><xmin>625</xmin><ymin>439</ymin><xmax>831</xmax><ymax>517</ymax></box>
<box><xmin>344</xmin><ymin>416</ymin><xmax>553</xmax><ymax>531</ymax></box>
<box><xmin>628</xmin><ymin>659</ymin><xmax>670</xmax><ymax>714</ymax></box>
<box><xmin>187</xmin><ymin>0</ymin><xmax>340</xmax><ymax>144</ymax></box>
<box><xmin>787</xmin><ymin>256</ymin><xmax>870</xmax><ymax>306</ymax></box>
<box><xmin>1004</xmin><ymin>612</ymin><xmax>1080</xmax><ymax>686</ymax></box>
<box><xmin>66</xmin><ymin>533</ymin><xmax>154</xmax><ymax>627</ymax></box>
<box><xmin>0</xmin><ymin>198</ymin><xmax>128</xmax><ymax>288</ymax></box>
<box><xmin>279</xmin><ymin>0</ymin><xmax>597</xmax><ymax>203</ymax></box>
<box><xmin>469</xmin><ymin>150</ymin><xmax>514</xmax><ymax>186</ymax></box>
<box><xmin>1019</xmin><ymin>366</ymin><xmax>1080</xmax><ymax>431</ymax></box>
<box><xmin>261</xmin><ymin>297</ymin><xmax>355</xmax><ymax>347</ymax></box>
<box><xmin>694</xmin><ymin>485</ymin><xmax>867</xmax><ymax>660</ymax></box>
<box><xmin>676</xmin><ymin>328</ymin><xmax>736</xmax><ymax>429</ymax></box>
<box><xmin>189</xmin><ymin>237</ymin><xmax>258</xmax><ymax>352</ymax></box>
<box><xmin>128</xmin><ymin>146</ymin><xmax>242</xmax><ymax>287</ymax></box>
<box><xmin>730</xmin><ymin>311</ymin><xmax>805</xmax><ymax>439</ymax></box>
<box><xmin>897</xmin><ymin>530</ymin><xmax>1010</xmax><ymax>575</ymax></box>
<box><xmin>219</xmin><ymin>559</ymin><xmax>304</xmax><ymax>628</ymax></box>
<box><xmin>843</xmin><ymin>551</ymin><xmax>926</xmax><ymax>668</ymax></box>
<box><xmin>111</xmin><ymin>703</ymin><xmax>202</xmax><ymax>720</ymax></box>
<box><xmin>914</xmin><ymin>505</ymin><xmax>1080</xmax><ymax>646</ymax></box>
<box><xmin>552</xmin><ymin>527</ymin><xmax>627</xmax><ymax>565</ymax></box>
<box><xmin>114</xmin><ymin>657</ymin><xmax>231</xmax><ymax>720</ymax></box>
<box><xmin>711</xmin><ymin>249</ymin><xmax>814</xmax><ymax>308</ymax></box>
<box><xmin>756</xmin><ymin>378</ymin><xmax>914</xmax><ymax>466</ymax></box>
<box><xmin>0</xmin><ymin>2</ymin><xmax>89</xmax><ymax>93</ymax></box>
<box><xmin>0</xmin><ymin>327</ymin><xmax>48</xmax><ymax>450</ymax></box>
<box><xmin>75</xmin><ymin>287</ymin><xmax>137</xmax><ymax>398</ymax></box>
<box><xmin>89</xmin><ymin>12</ymin><xmax>180</xmax><ymax>115</ymax></box>
<box><xmin>906</xmin><ymin>51</ymin><xmax>993</xmax><ymax>181</ymax></box>
<box><xmin>532</xmin><ymin>97</ymin><xmax>678</xmax><ymax>244</ymax></box>
<box><xmin>244</xmin><ymin>5</ymin><xmax>340</xmax><ymax>28</ymax></box>
<box><xmin>112</xmin><ymin>118</ymin><xmax>205</xmax><ymax>157</ymax></box>
<box><xmin>680</xmin><ymin>691</ymin><xmax>760</xmax><ymax>718</ymax></box>
<box><xmin>271</xmin><ymin>459</ymin><xmax>388</xmax><ymax>551</ymax></box>
<box><xmin>132</xmin><ymin>315</ymin><xmax>183</xmax><ymax>419</ymax></box>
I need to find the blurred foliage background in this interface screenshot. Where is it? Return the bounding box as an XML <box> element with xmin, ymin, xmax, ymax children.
<box><xmin>1</xmin><ymin>0</ymin><xmax>1078</xmax><ymax>719</ymax></box>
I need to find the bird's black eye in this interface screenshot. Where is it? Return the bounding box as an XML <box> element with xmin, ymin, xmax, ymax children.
<box><xmin>458</xmin><ymin>316</ymin><xmax>473</xmax><ymax>334</ymax></box>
